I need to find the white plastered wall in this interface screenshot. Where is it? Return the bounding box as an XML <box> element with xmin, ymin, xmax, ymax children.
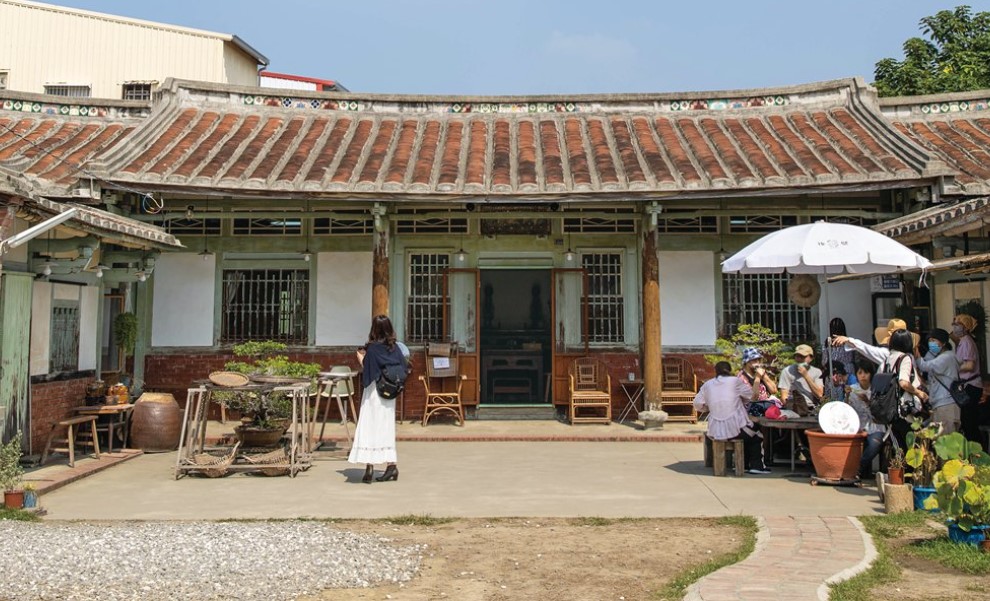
<box><xmin>151</xmin><ymin>254</ymin><xmax>216</xmax><ymax>347</ymax></box>
<box><xmin>316</xmin><ymin>252</ymin><xmax>372</xmax><ymax>346</ymax></box>
<box><xmin>658</xmin><ymin>251</ymin><xmax>717</xmax><ymax>347</ymax></box>
<box><xmin>78</xmin><ymin>285</ymin><xmax>98</xmax><ymax>370</ymax></box>
<box><xmin>821</xmin><ymin>278</ymin><xmax>873</xmax><ymax>342</ymax></box>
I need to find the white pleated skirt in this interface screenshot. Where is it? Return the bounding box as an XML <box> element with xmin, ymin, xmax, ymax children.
<box><xmin>347</xmin><ymin>384</ymin><xmax>397</xmax><ymax>465</ymax></box>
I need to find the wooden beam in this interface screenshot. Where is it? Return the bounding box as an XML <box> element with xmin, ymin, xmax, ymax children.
<box><xmin>372</xmin><ymin>219</ymin><xmax>389</xmax><ymax>318</ymax></box>
<box><xmin>642</xmin><ymin>217</ymin><xmax>662</xmax><ymax>411</ymax></box>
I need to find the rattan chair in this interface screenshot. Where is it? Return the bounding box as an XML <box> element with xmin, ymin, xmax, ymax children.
<box><xmin>568</xmin><ymin>357</ymin><xmax>612</xmax><ymax>424</ymax></box>
<box><xmin>659</xmin><ymin>358</ymin><xmax>698</xmax><ymax>423</ymax></box>
<box><xmin>420</xmin><ymin>342</ymin><xmax>466</xmax><ymax>426</ymax></box>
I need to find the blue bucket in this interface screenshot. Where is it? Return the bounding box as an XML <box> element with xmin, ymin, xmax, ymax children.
<box><xmin>913</xmin><ymin>486</ymin><xmax>937</xmax><ymax>511</ymax></box>
<box><xmin>947</xmin><ymin>522</ymin><xmax>989</xmax><ymax>546</ymax></box>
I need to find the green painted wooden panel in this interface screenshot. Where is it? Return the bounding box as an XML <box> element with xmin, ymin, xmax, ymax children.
<box><xmin>0</xmin><ymin>272</ymin><xmax>32</xmax><ymax>443</ymax></box>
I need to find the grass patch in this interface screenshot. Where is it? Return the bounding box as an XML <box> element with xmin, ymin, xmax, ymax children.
<box><xmin>655</xmin><ymin>515</ymin><xmax>757</xmax><ymax>601</ymax></box>
<box><xmin>380</xmin><ymin>514</ymin><xmax>454</xmax><ymax>527</ymax></box>
<box><xmin>0</xmin><ymin>507</ymin><xmax>41</xmax><ymax>521</ymax></box>
<box><xmin>904</xmin><ymin>538</ymin><xmax>990</xmax><ymax>574</ymax></box>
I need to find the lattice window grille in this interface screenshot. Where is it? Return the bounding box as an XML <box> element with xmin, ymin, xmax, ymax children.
<box><xmin>808</xmin><ymin>215</ymin><xmax>879</xmax><ymax>227</ymax></box>
<box><xmin>563</xmin><ymin>209</ymin><xmax>637</xmax><ymax>234</ymax></box>
<box><xmin>150</xmin><ymin>211</ymin><xmax>222</xmax><ymax>236</ymax></box>
<box><xmin>232</xmin><ymin>210</ymin><xmax>304</xmax><ymax>236</ymax></box>
<box><xmin>395</xmin><ymin>216</ymin><xmax>468</xmax><ymax>234</ymax></box>
<box><xmin>220</xmin><ymin>269</ymin><xmax>309</xmax><ymax>344</ymax></box>
<box><xmin>728</xmin><ymin>215</ymin><xmax>798</xmax><ymax>233</ymax></box>
<box><xmin>313</xmin><ymin>210</ymin><xmax>374</xmax><ymax>235</ymax></box>
<box><xmin>722</xmin><ymin>273</ymin><xmax>812</xmax><ymax>343</ymax></box>
<box><xmin>122</xmin><ymin>83</ymin><xmax>153</xmax><ymax>101</ymax></box>
<box><xmin>51</xmin><ymin>301</ymin><xmax>80</xmax><ymax>372</ymax></box>
<box><xmin>582</xmin><ymin>252</ymin><xmax>624</xmax><ymax>343</ymax></box>
<box><xmin>658</xmin><ymin>216</ymin><xmax>719</xmax><ymax>233</ymax></box>
<box><xmin>406</xmin><ymin>252</ymin><xmax>450</xmax><ymax>343</ymax></box>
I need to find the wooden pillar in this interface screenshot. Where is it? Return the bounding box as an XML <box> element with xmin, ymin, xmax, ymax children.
<box><xmin>642</xmin><ymin>216</ymin><xmax>662</xmax><ymax>411</ymax></box>
<box><xmin>372</xmin><ymin>210</ymin><xmax>390</xmax><ymax>318</ymax></box>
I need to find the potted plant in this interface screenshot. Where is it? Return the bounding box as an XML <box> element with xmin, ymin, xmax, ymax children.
<box><xmin>0</xmin><ymin>433</ymin><xmax>25</xmax><ymax>509</ymax></box>
<box><xmin>222</xmin><ymin>341</ymin><xmax>321</xmax><ymax>447</ymax></box>
<box><xmin>21</xmin><ymin>482</ymin><xmax>37</xmax><ymax>509</ymax></box>
<box><xmin>906</xmin><ymin>418</ymin><xmax>940</xmax><ymax>510</ymax></box>
<box><xmin>705</xmin><ymin>323</ymin><xmax>795</xmax><ymax>375</ymax></box>
<box><xmin>887</xmin><ymin>443</ymin><xmax>906</xmax><ymax>485</ymax></box>
<box><xmin>924</xmin><ymin>432</ymin><xmax>990</xmax><ymax>545</ymax></box>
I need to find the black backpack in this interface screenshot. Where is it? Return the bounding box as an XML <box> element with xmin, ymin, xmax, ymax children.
<box><xmin>870</xmin><ymin>355</ymin><xmax>907</xmax><ymax>425</ymax></box>
<box><xmin>375</xmin><ymin>362</ymin><xmax>408</xmax><ymax>399</ymax></box>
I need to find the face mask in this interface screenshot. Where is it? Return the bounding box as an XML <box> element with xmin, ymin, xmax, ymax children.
<box><xmin>953</xmin><ymin>324</ymin><xmax>967</xmax><ymax>337</ymax></box>
<box><xmin>928</xmin><ymin>341</ymin><xmax>941</xmax><ymax>355</ymax></box>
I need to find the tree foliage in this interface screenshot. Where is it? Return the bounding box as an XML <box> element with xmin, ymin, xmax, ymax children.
<box><xmin>874</xmin><ymin>5</ymin><xmax>990</xmax><ymax>97</ymax></box>
<box><xmin>704</xmin><ymin>323</ymin><xmax>795</xmax><ymax>375</ymax></box>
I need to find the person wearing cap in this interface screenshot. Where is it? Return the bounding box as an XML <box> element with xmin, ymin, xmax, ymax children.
<box><xmin>737</xmin><ymin>347</ymin><xmax>778</xmax><ymax>403</ymax></box>
<box><xmin>693</xmin><ymin>361</ymin><xmax>771</xmax><ymax>474</ymax></box>
<box><xmin>916</xmin><ymin>328</ymin><xmax>961</xmax><ymax>435</ymax></box>
<box><xmin>951</xmin><ymin>313</ymin><xmax>983</xmax><ymax>441</ymax></box>
<box><xmin>777</xmin><ymin>344</ymin><xmax>824</xmax><ymax>413</ymax></box>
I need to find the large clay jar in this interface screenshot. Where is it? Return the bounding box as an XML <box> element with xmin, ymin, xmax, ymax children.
<box><xmin>130</xmin><ymin>392</ymin><xmax>182</xmax><ymax>452</ymax></box>
<box><xmin>807</xmin><ymin>429</ymin><xmax>866</xmax><ymax>481</ymax></box>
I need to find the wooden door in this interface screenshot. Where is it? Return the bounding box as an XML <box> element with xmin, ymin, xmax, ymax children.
<box><xmin>0</xmin><ymin>272</ymin><xmax>32</xmax><ymax>443</ymax></box>
<box><xmin>550</xmin><ymin>268</ymin><xmax>588</xmax><ymax>404</ymax></box>
<box><xmin>444</xmin><ymin>268</ymin><xmax>480</xmax><ymax>404</ymax></box>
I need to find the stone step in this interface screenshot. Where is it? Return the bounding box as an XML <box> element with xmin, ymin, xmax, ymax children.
<box><xmin>474</xmin><ymin>404</ymin><xmax>558</xmax><ymax>421</ymax></box>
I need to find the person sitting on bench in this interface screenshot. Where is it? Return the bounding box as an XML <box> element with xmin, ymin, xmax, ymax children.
<box><xmin>693</xmin><ymin>360</ymin><xmax>770</xmax><ymax>475</ymax></box>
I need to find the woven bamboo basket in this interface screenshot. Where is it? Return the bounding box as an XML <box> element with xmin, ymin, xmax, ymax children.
<box><xmin>209</xmin><ymin>371</ymin><xmax>250</xmax><ymax>387</ymax></box>
<box><xmin>242</xmin><ymin>448</ymin><xmax>291</xmax><ymax>477</ymax></box>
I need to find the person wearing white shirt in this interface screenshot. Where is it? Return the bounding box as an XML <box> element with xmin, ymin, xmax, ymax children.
<box><xmin>694</xmin><ymin>361</ymin><xmax>770</xmax><ymax>474</ymax></box>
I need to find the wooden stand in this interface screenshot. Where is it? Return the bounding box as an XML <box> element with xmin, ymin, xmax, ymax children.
<box><xmin>711</xmin><ymin>438</ymin><xmax>746</xmax><ymax>477</ymax></box>
<box><xmin>884</xmin><ymin>483</ymin><xmax>914</xmax><ymax>514</ymax></box>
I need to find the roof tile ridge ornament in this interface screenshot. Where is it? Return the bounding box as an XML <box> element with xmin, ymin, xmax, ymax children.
<box><xmin>878</xmin><ymin>87</ymin><xmax>990</xmax><ymax>118</ymax></box>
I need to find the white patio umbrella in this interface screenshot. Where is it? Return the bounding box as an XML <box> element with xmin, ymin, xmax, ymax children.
<box><xmin>721</xmin><ymin>221</ymin><xmax>933</xmax><ymax>398</ymax></box>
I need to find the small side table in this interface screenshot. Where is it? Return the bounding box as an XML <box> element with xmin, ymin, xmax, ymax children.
<box><xmin>73</xmin><ymin>403</ymin><xmax>134</xmax><ymax>453</ymax></box>
<box><xmin>618</xmin><ymin>379</ymin><xmax>645</xmax><ymax>422</ymax></box>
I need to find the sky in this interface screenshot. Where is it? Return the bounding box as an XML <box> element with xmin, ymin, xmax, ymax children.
<box><xmin>47</xmin><ymin>0</ymin><xmax>990</xmax><ymax>95</ymax></box>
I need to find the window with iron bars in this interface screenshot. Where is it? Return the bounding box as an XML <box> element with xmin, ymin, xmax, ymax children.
<box><xmin>51</xmin><ymin>301</ymin><xmax>80</xmax><ymax>372</ymax></box>
<box><xmin>122</xmin><ymin>83</ymin><xmax>153</xmax><ymax>101</ymax></box>
<box><xmin>722</xmin><ymin>273</ymin><xmax>812</xmax><ymax>343</ymax></box>
<box><xmin>582</xmin><ymin>252</ymin><xmax>624</xmax><ymax>343</ymax></box>
<box><xmin>406</xmin><ymin>253</ymin><xmax>450</xmax><ymax>343</ymax></box>
<box><xmin>221</xmin><ymin>269</ymin><xmax>309</xmax><ymax>344</ymax></box>
<box><xmin>44</xmin><ymin>84</ymin><xmax>91</xmax><ymax>98</ymax></box>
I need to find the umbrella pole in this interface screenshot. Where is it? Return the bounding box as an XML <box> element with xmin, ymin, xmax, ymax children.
<box><xmin>819</xmin><ymin>274</ymin><xmax>834</xmax><ymax>401</ymax></box>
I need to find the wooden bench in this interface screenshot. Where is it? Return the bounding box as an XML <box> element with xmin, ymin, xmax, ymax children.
<box><xmin>40</xmin><ymin>415</ymin><xmax>101</xmax><ymax>467</ymax></box>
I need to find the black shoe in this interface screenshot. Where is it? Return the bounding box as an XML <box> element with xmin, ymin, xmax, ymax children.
<box><xmin>362</xmin><ymin>467</ymin><xmax>374</xmax><ymax>483</ymax></box>
<box><xmin>376</xmin><ymin>465</ymin><xmax>398</xmax><ymax>482</ymax></box>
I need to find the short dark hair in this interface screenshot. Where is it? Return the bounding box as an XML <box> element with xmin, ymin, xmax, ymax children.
<box><xmin>714</xmin><ymin>361</ymin><xmax>733</xmax><ymax>377</ymax></box>
<box><xmin>888</xmin><ymin>329</ymin><xmax>915</xmax><ymax>354</ymax></box>
<box><xmin>831</xmin><ymin>363</ymin><xmax>847</xmax><ymax>376</ymax></box>
<box><xmin>854</xmin><ymin>359</ymin><xmax>877</xmax><ymax>377</ymax></box>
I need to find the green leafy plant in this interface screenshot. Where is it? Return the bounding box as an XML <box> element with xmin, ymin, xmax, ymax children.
<box><xmin>705</xmin><ymin>323</ymin><xmax>795</xmax><ymax>375</ymax></box>
<box><xmin>113</xmin><ymin>312</ymin><xmax>138</xmax><ymax>358</ymax></box>
<box><xmin>906</xmin><ymin>418</ymin><xmax>941</xmax><ymax>487</ymax></box>
<box><xmin>888</xmin><ymin>444</ymin><xmax>906</xmax><ymax>470</ymax></box>
<box><xmin>220</xmin><ymin>340</ymin><xmax>321</xmax><ymax>428</ymax></box>
<box><xmin>925</xmin><ymin>433</ymin><xmax>990</xmax><ymax>531</ymax></box>
<box><xmin>0</xmin><ymin>432</ymin><xmax>25</xmax><ymax>492</ymax></box>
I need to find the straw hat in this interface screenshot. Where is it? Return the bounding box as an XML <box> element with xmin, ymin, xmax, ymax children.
<box><xmin>954</xmin><ymin>314</ymin><xmax>977</xmax><ymax>333</ymax></box>
<box><xmin>873</xmin><ymin>318</ymin><xmax>920</xmax><ymax>348</ymax></box>
<box><xmin>787</xmin><ymin>275</ymin><xmax>821</xmax><ymax>308</ymax></box>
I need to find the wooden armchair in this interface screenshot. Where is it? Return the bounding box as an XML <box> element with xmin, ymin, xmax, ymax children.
<box><xmin>420</xmin><ymin>342</ymin><xmax>466</xmax><ymax>426</ymax></box>
<box><xmin>659</xmin><ymin>358</ymin><xmax>698</xmax><ymax>423</ymax></box>
<box><xmin>568</xmin><ymin>358</ymin><xmax>612</xmax><ymax>424</ymax></box>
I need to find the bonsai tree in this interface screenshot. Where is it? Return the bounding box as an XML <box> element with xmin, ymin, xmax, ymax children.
<box><xmin>705</xmin><ymin>323</ymin><xmax>796</xmax><ymax>375</ymax></box>
<box><xmin>925</xmin><ymin>432</ymin><xmax>990</xmax><ymax>531</ymax></box>
<box><xmin>0</xmin><ymin>433</ymin><xmax>25</xmax><ymax>493</ymax></box>
<box><xmin>220</xmin><ymin>341</ymin><xmax>321</xmax><ymax>429</ymax></box>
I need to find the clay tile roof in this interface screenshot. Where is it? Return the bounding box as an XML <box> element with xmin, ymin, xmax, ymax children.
<box><xmin>880</xmin><ymin>90</ymin><xmax>990</xmax><ymax>196</ymax></box>
<box><xmin>0</xmin><ymin>91</ymin><xmax>149</xmax><ymax>197</ymax></box>
<box><xmin>873</xmin><ymin>195</ymin><xmax>990</xmax><ymax>245</ymax></box>
<box><xmin>16</xmin><ymin>195</ymin><xmax>182</xmax><ymax>249</ymax></box>
<box><xmin>81</xmin><ymin>78</ymin><xmax>947</xmax><ymax>199</ymax></box>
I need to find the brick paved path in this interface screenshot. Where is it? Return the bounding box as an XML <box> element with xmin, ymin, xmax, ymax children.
<box><xmin>685</xmin><ymin>516</ymin><xmax>876</xmax><ymax>601</ymax></box>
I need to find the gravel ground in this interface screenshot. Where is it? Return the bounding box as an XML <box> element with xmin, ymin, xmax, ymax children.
<box><xmin>0</xmin><ymin>521</ymin><xmax>423</xmax><ymax>601</ymax></box>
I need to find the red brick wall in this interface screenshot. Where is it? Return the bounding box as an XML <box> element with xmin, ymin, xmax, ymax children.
<box><xmin>29</xmin><ymin>376</ymin><xmax>94</xmax><ymax>455</ymax></box>
<box><xmin>144</xmin><ymin>350</ymin><xmax>716</xmax><ymax>421</ymax></box>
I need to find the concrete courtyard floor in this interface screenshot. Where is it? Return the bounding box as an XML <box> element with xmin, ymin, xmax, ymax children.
<box><xmin>35</xmin><ymin>420</ymin><xmax>882</xmax><ymax>521</ymax></box>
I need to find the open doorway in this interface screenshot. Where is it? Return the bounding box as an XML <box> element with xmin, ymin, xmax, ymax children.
<box><xmin>480</xmin><ymin>269</ymin><xmax>552</xmax><ymax>404</ymax></box>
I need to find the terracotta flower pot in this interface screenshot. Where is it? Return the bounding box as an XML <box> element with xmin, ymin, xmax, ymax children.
<box><xmin>806</xmin><ymin>429</ymin><xmax>866</xmax><ymax>481</ymax></box>
<box><xmin>888</xmin><ymin>467</ymin><xmax>905</xmax><ymax>485</ymax></box>
<box><xmin>980</xmin><ymin>539</ymin><xmax>990</xmax><ymax>554</ymax></box>
<box><xmin>3</xmin><ymin>489</ymin><xmax>25</xmax><ymax>509</ymax></box>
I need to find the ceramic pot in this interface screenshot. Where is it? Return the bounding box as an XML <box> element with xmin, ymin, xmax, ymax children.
<box><xmin>3</xmin><ymin>490</ymin><xmax>24</xmax><ymax>509</ymax></box>
<box><xmin>233</xmin><ymin>422</ymin><xmax>288</xmax><ymax>448</ymax></box>
<box><xmin>22</xmin><ymin>490</ymin><xmax>37</xmax><ymax>509</ymax></box>
<box><xmin>947</xmin><ymin>522</ymin><xmax>990</xmax><ymax>546</ymax></box>
<box><xmin>806</xmin><ymin>429</ymin><xmax>866</xmax><ymax>481</ymax></box>
<box><xmin>913</xmin><ymin>486</ymin><xmax>937</xmax><ymax>511</ymax></box>
<box><xmin>887</xmin><ymin>468</ymin><xmax>905</xmax><ymax>485</ymax></box>
<box><xmin>130</xmin><ymin>392</ymin><xmax>182</xmax><ymax>452</ymax></box>
<box><xmin>980</xmin><ymin>539</ymin><xmax>990</xmax><ymax>554</ymax></box>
